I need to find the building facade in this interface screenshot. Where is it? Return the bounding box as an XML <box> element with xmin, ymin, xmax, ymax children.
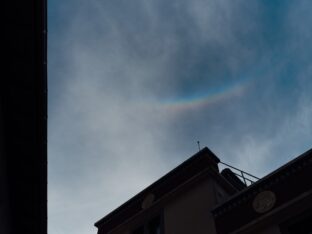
<box><xmin>95</xmin><ymin>147</ymin><xmax>312</xmax><ymax>234</ymax></box>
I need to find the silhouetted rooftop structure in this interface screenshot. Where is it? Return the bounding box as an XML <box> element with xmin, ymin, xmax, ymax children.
<box><xmin>95</xmin><ymin>147</ymin><xmax>311</xmax><ymax>234</ymax></box>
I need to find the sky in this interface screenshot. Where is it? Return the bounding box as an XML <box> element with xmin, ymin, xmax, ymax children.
<box><xmin>48</xmin><ymin>1</ymin><xmax>312</xmax><ymax>234</ymax></box>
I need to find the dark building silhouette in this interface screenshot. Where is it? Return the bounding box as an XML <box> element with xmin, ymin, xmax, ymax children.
<box><xmin>95</xmin><ymin>147</ymin><xmax>312</xmax><ymax>234</ymax></box>
<box><xmin>1</xmin><ymin>1</ymin><xmax>47</xmax><ymax>234</ymax></box>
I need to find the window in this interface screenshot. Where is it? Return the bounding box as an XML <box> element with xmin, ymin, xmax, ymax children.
<box><xmin>132</xmin><ymin>226</ymin><xmax>144</xmax><ymax>234</ymax></box>
<box><xmin>131</xmin><ymin>215</ymin><xmax>163</xmax><ymax>234</ymax></box>
<box><xmin>148</xmin><ymin>216</ymin><xmax>161</xmax><ymax>234</ymax></box>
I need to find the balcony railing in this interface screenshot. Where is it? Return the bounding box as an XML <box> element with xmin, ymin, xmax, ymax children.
<box><xmin>219</xmin><ymin>161</ymin><xmax>260</xmax><ymax>186</ymax></box>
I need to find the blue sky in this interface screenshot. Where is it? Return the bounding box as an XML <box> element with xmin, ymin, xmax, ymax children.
<box><xmin>48</xmin><ymin>1</ymin><xmax>312</xmax><ymax>233</ymax></box>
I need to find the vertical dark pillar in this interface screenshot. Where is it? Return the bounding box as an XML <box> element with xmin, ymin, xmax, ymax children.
<box><xmin>1</xmin><ymin>0</ymin><xmax>47</xmax><ymax>234</ymax></box>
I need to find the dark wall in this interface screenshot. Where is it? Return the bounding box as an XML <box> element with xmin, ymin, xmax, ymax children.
<box><xmin>1</xmin><ymin>0</ymin><xmax>47</xmax><ymax>234</ymax></box>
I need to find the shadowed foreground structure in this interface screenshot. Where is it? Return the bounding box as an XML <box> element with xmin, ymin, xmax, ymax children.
<box><xmin>95</xmin><ymin>147</ymin><xmax>312</xmax><ymax>234</ymax></box>
<box><xmin>1</xmin><ymin>0</ymin><xmax>47</xmax><ymax>233</ymax></box>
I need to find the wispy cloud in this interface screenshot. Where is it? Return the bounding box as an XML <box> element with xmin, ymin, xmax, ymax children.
<box><xmin>48</xmin><ymin>1</ymin><xmax>312</xmax><ymax>233</ymax></box>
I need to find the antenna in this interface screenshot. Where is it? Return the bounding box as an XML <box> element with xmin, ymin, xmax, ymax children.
<box><xmin>197</xmin><ymin>141</ymin><xmax>201</xmax><ymax>151</ymax></box>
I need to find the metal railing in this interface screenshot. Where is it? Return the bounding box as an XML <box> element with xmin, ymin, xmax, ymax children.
<box><xmin>219</xmin><ymin>161</ymin><xmax>260</xmax><ymax>186</ymax></box>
